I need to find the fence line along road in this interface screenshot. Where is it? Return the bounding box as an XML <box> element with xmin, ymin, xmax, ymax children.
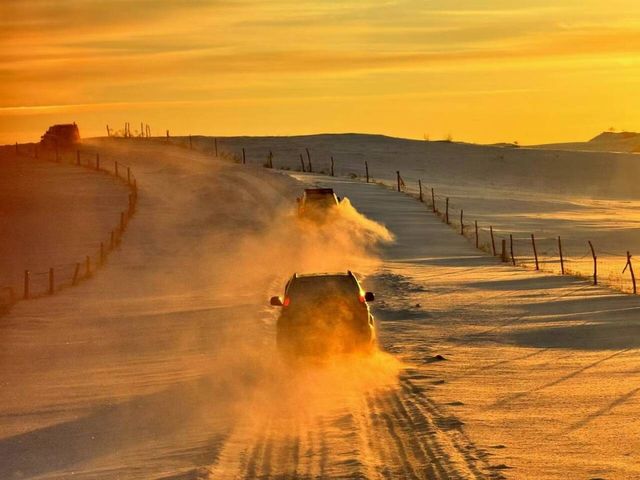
<box><xmin>91</xmin><ymin>135</ymin><xmax>640</xmax><ymax>297</ymax></box>
<box><xmin>198</xmin><ymin>138</ymin><xmax>640</xmax><ymax>296</ymax></box>
<box><xmin>0</xmin><ymin>142</ymin><xmax>139</xmax><ymax>314</ymax></box>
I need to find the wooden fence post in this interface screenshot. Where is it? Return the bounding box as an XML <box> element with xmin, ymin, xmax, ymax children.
<box><xmin>306</xmin><ymin>148</ymin><xmax>312</xmax><ymax>172</ymax></box>
<box><xmin>23</xmin><ymin>270</ymin><xmax>30</xmax><ymax>299</ymax></box>
<box><xmin>501</xmin><ymin>239</ymin><xmax>507</xmax><ymax>262</ymax></box>
<box><xmin>588</xmin><ymin>240</ymin><xmax>597</xmax><ymax>285</ymax></box>
<box><xmin>510</xmin><ymin>234</ymin><xmax>516</xmax><ymax>265</ymax></box>
<box><xmin>330</xmin><ymin>156</ymin><xmax>335</xmax><ymax>176</ymax></box>
<box><xmin>431</xmin><ymin>188</ymin><xmax>436</xmax><ymax>212</ymax></box>
<box><xmin>490</xmin><ymin>226</ymin><xmax>496</xmax><ymax>256</ymax></box>
<box><xmin>531</xmin><ymin>234</ymin><xmax>539</xmax><ymax>270</ymax></box>
<box><xmin>460</xmin><ymin>210</ymin><xmax>464</xmax><ymax>234</ymax></box>
<box><xmin>475</xmin><ymin>220</ymin><xmax>479</xmax><ymax>248</ymax></box>
<box><xmin>48</xmin><ymin>267</ymin><xmax>54</xmax><ymax>295</ymax></box>
<box><xmin>242</xmin><ymin>147</ymin><xmax>246</xmax><ymax>164</ymax></box>
<box><xmin>624</xmin><ymin>251</ymin><xmax>637</xmax><ymax>294</ymax></box>
<box><xmin>72</xmin><ymin>263</ymin><xmax>80</xmax><ymax>286</ymax></box>
<box><xmin>365</xmin><ymin>161</ymin><xmax>369</xmax><ymax>183</ymax></box>
<box><xmin>267</xmin><ymin>151</ymin><xmax>274</xmax><ymax>169</ymax></box>
<box><xmin>558</xmin><ymin>236</ymin><xmax>565</xmax><ymax>274</ymax></box>
<box><xmin>631</xmin><ymin>252</ymin><xmax>637</xmax><ymax>294</ymax></box>
<box><xmin>418</xmin><ymin>180</ymin><xmax>423</xmax><ymax>202</ymax></box>
<box><xmin>300</xmin><ymin>154</ymin><xmax>306</xmax><ymax>172</ymax></box>
<box><xmin>396</xmin><ymin>171</ymin><xmax>401</xmax><ymax>192</ymax></box>
<box><xmin>445</xmin><ymin>198</ymin><xmax>449</xmax><ymax>224</ymax></box>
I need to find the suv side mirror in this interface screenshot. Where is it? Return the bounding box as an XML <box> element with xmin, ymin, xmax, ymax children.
<box><xmin>364</xmin><ymin>292</ymin><xmax>375</xmax><ymax>302</ymax></box>
<box><xmin>270</xmin><ymin>296</ymin><xmax>283</xmax><ymax>306</ymax></box>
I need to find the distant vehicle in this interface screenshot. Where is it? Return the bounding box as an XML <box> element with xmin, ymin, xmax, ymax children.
<box><xmin>270</xmin><ymin>271</ymin><xmax>376</xmax><ymax>356</ymax></box>
<box><xmin>297</xmin><ymin>188</ymin><xmax>340</xmax><ymax>220</ymax></box>
<box><xmin>40</xmin><ymin>123</ymin><xmax>81</xmax><ymax>149</ymax></box>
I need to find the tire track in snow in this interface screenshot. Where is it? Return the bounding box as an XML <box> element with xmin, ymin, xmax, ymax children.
<box><xmin>244</xmin><ymin>424</ymin><xmax>267</xmax><ymax>479</ymax></box>
<box><xmin>388</xmin><ymin>390</ymin><xmax>446</xmax><ymax>479</ymax></box>
<box><xmin>372</xmin><ymin>387</ymin><xmax>449</xmax><ymax>480</ymax></box>
<box><xmin>198</xmin><ymin>170</ymin><xmax>492</xmax><ymax>479</ymax></box>
<box><xmin>399</xmin><ymin>376</ymin><xmax>495</xmax><ymax>479</ymax></box>
<box><xmin>204</xmin><ymin>375</ymin><xmax>490</xmax><ymax>479</ymax></box>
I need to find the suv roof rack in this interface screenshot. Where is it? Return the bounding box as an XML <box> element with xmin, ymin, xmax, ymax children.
<box><xmin>293</xmin><ymin>272</ymin><xmax>353</xmax><ymax>278</ymax></box>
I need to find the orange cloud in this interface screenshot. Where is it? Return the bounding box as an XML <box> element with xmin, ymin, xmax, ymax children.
<box><xmin>2</xmin><ymin>0</ymin><xmax>640</xmax><ymax>144</ymax></box>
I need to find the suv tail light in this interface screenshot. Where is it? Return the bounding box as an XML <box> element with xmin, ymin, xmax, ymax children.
<box><xmin>283</xmin><ymin>297</ymin><xmax>291</xmax><ymax>307</ymax></box>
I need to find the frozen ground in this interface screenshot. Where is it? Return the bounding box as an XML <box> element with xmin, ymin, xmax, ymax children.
<box><xmin>0</xmin><ymin>140</ymin><xmax>489</xmax><ymax>479</ymax></box>
<box><xmin>0</xmin><ymin>151</ymin><xmax>129</xmax><ymax>293</ymax></box>
<box><xmin>533</xmin><ymin>131</ymin><xmax>640</xmax><ymax>153</ymax></box>
<box><xmin>186</xmin><ymin>133</ymin><xmax>640</xmax><ymax>292</ymax></box>
<box><xmin>2</xmin><ymin>138</ymin><xmax>639</xmax><ymax>479</ymax></box>
<box><xmin>296</xmin><ymin>173</ymin><xmax>640</xmax><ymax>479</ymax></box>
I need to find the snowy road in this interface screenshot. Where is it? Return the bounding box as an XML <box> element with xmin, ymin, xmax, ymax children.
<box><xmin>0</xmin><ymin>141</ymin><xmax>492</xmax><ymax>479</ymax></box>
<box><xmin>3</xmin><ymin>140</ymin><xmax>640</xmax><ymax>479</ymax></box>
<box><xmin>296</xmin><ymin>174</ymin><xmax>640</xmax><ymax>479</ymax></box>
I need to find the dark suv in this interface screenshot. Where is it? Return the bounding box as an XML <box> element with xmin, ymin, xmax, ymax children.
<box><xmin>270</xmin><ymin>271</ymin><xmax>376</xmax><ymax>356</ymax></box>
<box><xmin>297</xmin><ymin>188</ymin><xmax>340</xmax><ymax>220</ymax></box>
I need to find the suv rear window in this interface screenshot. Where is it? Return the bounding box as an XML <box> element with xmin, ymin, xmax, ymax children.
<box><xmin>305</xmin><ymin>191</ymin><xmax>332</xmax><ymax>198</ymax></box>
<box><xmin>287</xmin><ymin>275</ymin><xmax>359</xmax><ymax>304</ymax></box>
<box><xmin>304</xmin><ymin>191</ymin><xmax>336</xmax><ymax>204</ymax></box>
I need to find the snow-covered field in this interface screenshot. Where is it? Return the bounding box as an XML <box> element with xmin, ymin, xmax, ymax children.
<box><xmin>2</xmin><ymin>137</ymin><xmax>640</xmax><ymax>479</ymax></box>
<box><xmin>298</xmin><ymin>173</ymin><xmax>640</xmax><ymax>479</ymax></box>
<box><xmin>193</xmin><ymin>134</ymin><xmax>640</xmax><ymax>292</ymax></box>
<box><xmin>0</xmin><ymin>151</ymin><xmax>129</xmax><ymax>293</ymax></box>
<box><xmin>533</xmin><ymin>131</ymin><xmax>640</xmax><ymax>153</ymax></box>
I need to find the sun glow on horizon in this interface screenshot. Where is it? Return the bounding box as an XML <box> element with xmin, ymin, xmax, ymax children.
<box><xmin>2</xmin><ymin>0</ymin><xmax>640</xmax><ymax>144</ymax></box>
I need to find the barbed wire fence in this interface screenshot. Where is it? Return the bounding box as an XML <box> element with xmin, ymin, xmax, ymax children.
<box><xmin>42</xmin><ymin>134</ymin><xmax>636</xmax><ymax>299</ymax></box>
<box><xmin>362</xmin><ymin>167</ymin><xmax>638</xmax><ymax>294</ymax></box>
<box><xmin>0</xmin><ymin>142</ymin><xmax>139</xmax><ymax>314</ymax></box>
<box><xmin>188</xmin><ymin>137</ymin><xmax>639</xmax><ymax>296</ymax></box>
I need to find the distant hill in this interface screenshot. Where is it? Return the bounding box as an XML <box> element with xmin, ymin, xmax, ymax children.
<box><xmin>590</xmin><ymin>131</ymin><xmax>640</xmax><ymax>142</ymax></box>
<box><xmin>532</xmin><ymin>131</ymin><xmax>640</xmax><ymax>153</ymax></box>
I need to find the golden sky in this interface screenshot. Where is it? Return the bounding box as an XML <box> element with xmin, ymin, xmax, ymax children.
<box><xmin>2</xmin><ymin>0</ymin><xmax>640</xmax><ymax>144</ymax></box>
